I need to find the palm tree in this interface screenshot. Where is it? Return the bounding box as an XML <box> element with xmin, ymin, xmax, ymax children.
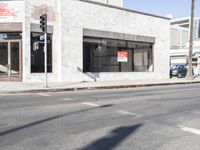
<box><xmin>186</xmin><ymin>0</ymin><xmax>195</xmax><ymax>79</ymax></box>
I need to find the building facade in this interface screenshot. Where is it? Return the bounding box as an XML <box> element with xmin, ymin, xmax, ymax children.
<box><xmin>170</xmin><ymin>17</ymin><xmax>200</xmax><ymax>75</ymax></box>
<box><xmin>0</xmin><ymin>0</ymin><xmax>170</xmax><ymax>83</ymax></box>
<box><xmin>90</xmin><ymin>0</ymin><xmax>123</xmax><ymax>7</ymax></box>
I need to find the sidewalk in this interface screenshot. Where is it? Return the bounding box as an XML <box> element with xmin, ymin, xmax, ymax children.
<box><xmin>1</xmin><ymin>77</ymin><xmax>200</xmax><ymax>94</ymax></box>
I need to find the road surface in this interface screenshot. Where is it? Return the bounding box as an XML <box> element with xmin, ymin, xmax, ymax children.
<box><xmin>0</xmin><ymin>84</ymin><xmax>200</xmax><ymax>150</ymax></box>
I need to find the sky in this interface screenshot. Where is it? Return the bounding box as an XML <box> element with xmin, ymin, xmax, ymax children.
<box><xmin>124</xmin><ymin>0</ymin><xmax>200</xmax><ymax>19</ymax></box>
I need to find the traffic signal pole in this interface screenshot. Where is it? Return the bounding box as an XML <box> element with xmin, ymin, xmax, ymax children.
<box><xmin>40</xmin><ymin>14</ymin><xmax>48</xmax><ymax>87</ymax></box>
<box><xmin>44</xmin><ymin>32</ymin><xmax>48</xmax><ymax>87</ymax></box>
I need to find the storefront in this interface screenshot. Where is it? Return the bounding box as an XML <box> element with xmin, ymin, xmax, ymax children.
<box><xmin>83</xmin><ymin>30</ymin><xmax>154</xmax><ymax>73</ymax></box>
<box><xmin>0</xmin><ymin>1</ymin><xmax>24</xmax><ymax>81</ymax></box>
<box><xmin>0</xmin><ymin>23</ymin><xmax>22</xmax><ymax>81</ymax></box>
<box><xmin>0</xmin><ymin>0</ymin><xmax>170</xmax><ymax>83</ymax></box>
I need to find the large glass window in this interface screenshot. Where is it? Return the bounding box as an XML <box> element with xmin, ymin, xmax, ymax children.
<box><xmin>83</xmin><ymin>37</ymin><xmax>153</xmax><ymax>72</ymax></box>
<box><xmin>31</xmin><ymin>32</ymin><xmax>52</xmax><ymax>73</ymax></box>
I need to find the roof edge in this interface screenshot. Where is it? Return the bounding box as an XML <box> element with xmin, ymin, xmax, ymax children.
<box><xmin>78</xmin><ymin>0</ymin><xmax>170</xmax><ymax>20</ymax></box>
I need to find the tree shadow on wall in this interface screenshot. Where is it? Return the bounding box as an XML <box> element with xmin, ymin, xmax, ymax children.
<box><xmin>80</xmin><ymin>124</ymin><xmax>142</xmax><ymax>150</ymax></box>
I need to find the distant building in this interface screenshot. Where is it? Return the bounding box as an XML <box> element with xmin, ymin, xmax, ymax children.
<box><xmin>171</xmin><ymin>17</ymin><xmax>200</xmax><ymax>39</ymax></box>
<box><xmin>170</xmin><ymin>17</ymin><xmax>200</xmax><ymax>75</ymax></box>
<box><xmin>0</xmin><ymin>0</ymin><xmax>170</xmax><ymax>82</ymax></box>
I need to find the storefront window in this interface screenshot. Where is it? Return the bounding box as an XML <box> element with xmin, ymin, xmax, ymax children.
<box><xmin>83</xmin><ymin>37</ymin><xmax>153</xmax><ymax>72</ymax></box>
<box><xmin>30</xmin><ymin>32</ymin><xmax>52</xmax><ymax>73</ymax></box>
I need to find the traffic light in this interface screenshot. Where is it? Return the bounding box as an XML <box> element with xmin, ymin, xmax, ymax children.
<box><xmin>40</xmin><ymin>14</ymin><xmax>47</xmax><ymax>33</ymax></box>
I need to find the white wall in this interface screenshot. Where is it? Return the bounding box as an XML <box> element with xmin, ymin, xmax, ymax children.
<box><xmin>24</xmin><ymin>0</ymin><xmax>61</xmax><ymax>82</ymax></box>
<box><xmin>20</xmin><ymin>0</ymin><xmax>170</xmax><ymax>83</ymax></box>
<box><xmin>60</xmin><ymin>0</ymin><xmax>170</xmax><ymax>82</ymax></box>
<box><xmin>90</xmin><ymin>0</ymin><xmax>123</xmax><ymax>7</ymax></box>
<box><xmin>0</xmin><ymin>1</ymin><xmax>24</xmax><ymax>22</ymax></box>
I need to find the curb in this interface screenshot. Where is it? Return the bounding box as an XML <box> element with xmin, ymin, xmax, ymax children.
<box><xmin>1</xmin><ymin>80</ymin><xmax>200</xmax><ymax>94</ymax></box>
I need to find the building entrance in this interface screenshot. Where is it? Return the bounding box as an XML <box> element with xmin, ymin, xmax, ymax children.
<box><xmin>0</xmin><ymin>40</ymin><xmax>22</xmax><ymax>81</ymax></box>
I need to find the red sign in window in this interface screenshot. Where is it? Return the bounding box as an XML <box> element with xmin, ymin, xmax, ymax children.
<box><xmin>117</xmin><ymin>51</ymin><xmax>128</xmax><ymax>62</ymax></box>
<box><xmin>0</xmin><ymin>7</ymin><xmax>14</xmax><ymax>16</ymax></box>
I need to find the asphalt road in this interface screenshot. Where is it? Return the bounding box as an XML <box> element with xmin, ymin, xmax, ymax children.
<box><xmin>0</xmin><ymin>84</ymin><xmax>200</xmax><ymax>150</ymax></box>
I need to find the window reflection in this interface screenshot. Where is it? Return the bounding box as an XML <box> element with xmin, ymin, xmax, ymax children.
<box><xmin>83</xmin><ymin>37</ymin><xmax>153</xmax><ymax>72</ymax></box>
<box><xmin>30</xmin><ymin>32</ymin><xmax>52</xmax><ymax>73</ymax></box>
<box><xmin>0</xmin><ymin>33</ymin><xmax>22</xmax><ymax>40</ymax></box>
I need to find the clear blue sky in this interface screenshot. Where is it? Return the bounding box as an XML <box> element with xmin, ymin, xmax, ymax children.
<box><xmin>124</xmin><ymin>0</ymin><xmax>200</xmax><ymax>19</ymax></box>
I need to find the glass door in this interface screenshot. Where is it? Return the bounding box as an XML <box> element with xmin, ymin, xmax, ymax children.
<box><xmin>0</xmin><ymin>42</ymin><xmax>8</xmax><ymax>78</ymax></box>
<box><xmin>0</xmin><ymin>40</ymin><xmax>22</xmax><ymax>81</ymax></box>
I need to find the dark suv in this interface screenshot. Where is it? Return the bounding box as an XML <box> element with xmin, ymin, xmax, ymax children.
<box><xmin>170</xmin><ymin>64</ymin><xmax>187</xmax><ymax>78</ymax></box>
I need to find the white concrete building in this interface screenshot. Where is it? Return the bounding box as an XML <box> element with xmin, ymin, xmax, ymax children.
<box><xmin>90</xmin><ymin>0</ymin><xmax>123</xmax><ymax>7</ymax></box>
<box><xmin>0</xmin><ymin>0</ymin><xmax>170</xmax><ymax>82</ymax></box>
<box><xmin>170</xmin><ymin>17</ymin><xmax>200</xmax><ymax>75</ymax></box>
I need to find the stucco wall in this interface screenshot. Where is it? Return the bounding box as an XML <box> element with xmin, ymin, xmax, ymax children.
<box><xmin>90</xmin><ymin>0</ymin><xmax>123</xmax><ymax>7</ymax></box>
<box><xmin>0</xmin><ymin>1</ymin><xmax>24</xmax><ymax>22</ymax></box>
<box><xmin>0</xmin><ymin>0</ymin><xmax>170</xmax><ymax>83</ymax></box>
<box><xmin>24</xmin><ymin>0</ymin><xmax>61</xmax><ymax>82</ymax></box>
<box><xmin>60</xmin><ymin>0</ymin><xmax>170</xmax><ymax>82</ymax></box>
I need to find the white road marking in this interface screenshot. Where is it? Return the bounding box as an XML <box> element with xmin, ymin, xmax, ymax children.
<box><xmin>117</xmin><ymin>110</ymin><xmax>137</xmax><ymax>116</ymax></box>
<box><xmin>180</xmin><ymin>126</ymin><xmax>200</xmax><ymax>135</ymax></box>
<box><xmin>0</xmin><ymin>93</ymin><xmax>31</xmax><ymax>96</ymax></box>
<box><xmin>62</xmin><ymin>98</ymin><xmax>73</xmax><ymax>101</ymax></box>
<box><xmin>82</xmin><ymin>102</ymin><xmax>100</xmax><ymax>107</ymax></box>
<box><xmin>38</xmin><ymin>93</ymin><xmax>52</xmax><ymax>97</ymax></box>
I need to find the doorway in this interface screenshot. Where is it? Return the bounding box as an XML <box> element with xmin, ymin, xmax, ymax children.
<box><xmin>0</xmin><ymin>40</ymin><xmax>22</xmax><ymax>81</ymax></box>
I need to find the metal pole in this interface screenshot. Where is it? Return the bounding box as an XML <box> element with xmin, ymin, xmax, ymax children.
<box><xmin>44</xmin><ymin>32</ymin><xmax>48</xmax><ymax>87</ymax></box>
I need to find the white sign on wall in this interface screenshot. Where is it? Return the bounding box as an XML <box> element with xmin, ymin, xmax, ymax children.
<box><xmin>0</xmin><ymin>2</ymin><xmax>24</xmax><ymax>22</ymax></box>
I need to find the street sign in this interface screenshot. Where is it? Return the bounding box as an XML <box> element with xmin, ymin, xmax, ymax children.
<box><xmin>40</xmin><ymin>35</ymin><xmax>45</xmax><ymax>41</ymax></box>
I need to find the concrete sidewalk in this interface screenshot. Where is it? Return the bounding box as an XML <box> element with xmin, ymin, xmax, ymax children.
<box><xmin>1</xmin><ymin>77</ymin><xmax>200</xmax><ymax>94</ymax></box>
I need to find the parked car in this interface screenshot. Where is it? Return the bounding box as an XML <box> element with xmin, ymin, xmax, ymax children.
<box><xmin>170</xmin><ymin>64</ymin><xmax>187</xmax><ymax>78</ymax></box>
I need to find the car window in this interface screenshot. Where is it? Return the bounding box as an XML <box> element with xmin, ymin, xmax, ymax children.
<box><xmin>171</xmin><ymin>65</ymin><xmax>187</xmax><ymax>69</ymax></box>
<box><xmin>171</xmin><ymin>65</ymin><xmax>178</xmax><ymax>69</ymax></box>
<box><xmin>181</xmin><ymin>65</ymin><xmax>186</xmax><ymax>69</ymax></box>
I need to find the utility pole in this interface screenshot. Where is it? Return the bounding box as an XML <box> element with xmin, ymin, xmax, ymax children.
<box><xmin>186</xmin><ymin>0</ymin><xmax>195</xmax><ymax>79</ymax></box>
<box><xmin>40</xmin><ymin>14</ymin><xmax>48</xmax><ymax>87</ymax></box>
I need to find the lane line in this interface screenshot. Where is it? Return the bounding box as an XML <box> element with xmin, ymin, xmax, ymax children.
<box><xmin>0</xmin><ymin>93</ymin><xmax>31</xmax><ymax>96</ymax></box>
<box><xmin>62</xmin><ymin>98</ymin><xmax>73</xmax><ymax>101</ymax></box>
<box><xmin>82</xmin><ymin>102</ymin><xmax>100</xmax><ymax>107</ymax></box>
<box><xmin>180</xmin><ymin>126</ymin><xmax>200</xmax><ymax>135</ymax></box>
<box><xmin>38</xmin><ymin>93</ymin><xmax>52</xmax><ymax>97</ymax></box>
<box><xmin>82</xmin><ymin>102</ymin><xmax>138</xmax><ymax>117</ymax></box>
<box><xmin>117</xmin><ymin>110</ymin><xmax>137</xmax><ymax>116</ymax></box>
